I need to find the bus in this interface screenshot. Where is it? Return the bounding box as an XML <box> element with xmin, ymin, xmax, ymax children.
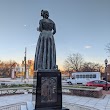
<box><xmin>66</xmin><ymin>72</ymin><xmax>101</xmax><ymax>85</ymax></box>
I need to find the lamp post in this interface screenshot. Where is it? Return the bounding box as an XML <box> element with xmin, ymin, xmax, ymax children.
<box><xmin>24</xmin><ymin>47</ymin><xmax>27</xmax><ymax>79</ymax></box>
<box><xmin>105</xmin><ymin>59</ymin><xmax>108</xmax><ymax>91</ymax></box>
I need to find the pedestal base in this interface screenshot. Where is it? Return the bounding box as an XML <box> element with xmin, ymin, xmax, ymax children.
<box><xmin>35</xmin><ymin>107</ymin><xmax>69</xmax><ymax>110</ymax></box>
<box><xmin>26</xmin><ymin>101</ymin><xmax>69</xmax><ymax>110</ymax></box>
<box><xmin>32</xmin><ymin>70</ymin><xmax>69</xmax><ymax>110</ymax></box>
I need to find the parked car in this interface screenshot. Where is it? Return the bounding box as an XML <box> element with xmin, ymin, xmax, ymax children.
<box><xmin>86</xmin><ymin>80</ymin><xmax>110</xmax><ymax>90</ymax></box>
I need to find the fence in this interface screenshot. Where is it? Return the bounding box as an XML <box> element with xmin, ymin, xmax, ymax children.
<box><xmin>0</xmin><ymin>102</ymin><xmax>26</xmax><ymax>110</ymax></box>
<box><xmin>0</xmin><ymin>102</ymin><xmax>99</xmax><ymax>110</ymax></box>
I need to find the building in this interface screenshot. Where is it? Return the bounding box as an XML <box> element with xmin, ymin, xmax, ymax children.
<box><xmin>106</xmin><ymin>64</ymin><xmax>110</xmax><ymax>81</ymax></box>
<box><xmin>11</xmin><ymin>60</ymin><xmax>34</xmax><ymax>79</ymax></box>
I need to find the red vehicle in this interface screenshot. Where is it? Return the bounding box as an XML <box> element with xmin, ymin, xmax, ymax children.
<box><xmin>86</xmin><ymin>80</ymin><xmax>110</xmax><ymax>90</ymax></box>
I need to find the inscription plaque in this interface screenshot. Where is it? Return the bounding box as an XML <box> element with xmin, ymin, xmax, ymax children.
<box><xmin>41</xmin><ymin>77</ymin><xmax>57</xmax><ymax>103</ymax></box>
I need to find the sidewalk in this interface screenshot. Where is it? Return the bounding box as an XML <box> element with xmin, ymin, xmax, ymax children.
<box><xmin>63</xmin><ymin>94</ymin><xmax>110</xmax><ymax>110</ymax></box>
<box><xmin>0</xmin><ymin>93</ymin><xmax>110</xmax><ymax>110</ymax></box>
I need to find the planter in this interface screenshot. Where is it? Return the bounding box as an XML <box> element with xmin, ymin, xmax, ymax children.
<box><xmin>62</xmin><ymin>86</ymin><xmax>103</xmax><ymax>98</ymax></box>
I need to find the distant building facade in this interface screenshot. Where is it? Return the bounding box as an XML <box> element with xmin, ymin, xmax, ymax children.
<box><xmin>106</xmin><ymin>64</ymin><xmax>110</xmax><ymax>81</ymax></box>
<box><xmin>11</xmin><ymin>60</ymin><xmax>34</xmax><ymax>79</ymax></box>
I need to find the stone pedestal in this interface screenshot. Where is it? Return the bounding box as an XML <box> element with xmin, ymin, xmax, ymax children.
<box><xmin>32</xmin><ymin>70</ymin><xmax>69</xmax><ymax>110</ymax></box>
<box><xmin>34</xmin><ymin>108</ymin><xmax>69</xmax><ymax>110</ymax></box>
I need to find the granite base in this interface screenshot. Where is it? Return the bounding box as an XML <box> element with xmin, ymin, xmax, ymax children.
<box><xmin>35</xmin><ymin>107</ymin><xmax>69</xmax><ymax>110</ymax></box>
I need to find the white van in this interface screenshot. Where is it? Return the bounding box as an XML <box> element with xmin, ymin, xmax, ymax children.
<box><xmin>66</xmin><ymin>72</ymin><xmax>101</xmax><ymax>85</ymax></box>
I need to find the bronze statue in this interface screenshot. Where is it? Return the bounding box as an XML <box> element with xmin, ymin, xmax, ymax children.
<box><xmin>34</xmin><ymin>10</ymin><xmax>56</xmax><ymax>70</ymax></box>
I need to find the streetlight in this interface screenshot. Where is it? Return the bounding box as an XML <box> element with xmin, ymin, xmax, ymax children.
<box><xmin>24</xmin><ymin>47</ymin><xmax>27</xmax><ymax>79</ymax></box>
<box><xmin>104</xmin><ymin>59</ymin><xmax>108</xmax><ymax>91</ymax></box>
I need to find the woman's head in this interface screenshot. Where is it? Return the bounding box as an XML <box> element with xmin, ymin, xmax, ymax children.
<box><xmin>41</xmin><ymin>10</ymin><xmax>49</xmax><ymax>19</ymax></box>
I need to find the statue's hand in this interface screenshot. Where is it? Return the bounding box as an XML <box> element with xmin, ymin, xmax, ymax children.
<box><xmin>53</xmin><ymin>31</ymin><xmax>56</xmax><ymax>35</ymax></box>
<box><xmin>37</xmin><ymin>27</ymin><xmax>39</xmax><ymax>31</ymax></box>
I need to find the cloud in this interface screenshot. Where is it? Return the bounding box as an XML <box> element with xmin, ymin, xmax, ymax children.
<box><xmin>24</xmin><ymin>24</ymin><xmax>27</xmax><ymax>27</ymax></box>
<box><xmin>84</xmin><ymin>45</ymin><xmax>92</xmax><ymax>49</ymax></box>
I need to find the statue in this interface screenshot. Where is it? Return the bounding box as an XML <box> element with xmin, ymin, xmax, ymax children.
<box><xmin>34</xmin><ymin>10</ymin><xmax>56</xmax><ymax>70</ymax></box>
<box><xmin>32</xmin><ymin>10</ymin><xmax>69</xmax><ymax>110</ymax></box>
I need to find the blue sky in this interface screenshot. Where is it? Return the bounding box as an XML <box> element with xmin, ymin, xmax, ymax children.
<box><xmin>0</xmin><ymin>0</ymin><xmax>110</xmax><ymax>69</ymax></box>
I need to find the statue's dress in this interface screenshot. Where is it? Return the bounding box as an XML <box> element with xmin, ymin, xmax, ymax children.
<box><xmin>34</xmin><ymin>18</ymin><xmax>56</xmax><ymax>70</ymax></box>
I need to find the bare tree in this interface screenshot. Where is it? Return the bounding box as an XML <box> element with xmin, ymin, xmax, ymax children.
<box><xmin>106</xmin><ymin>43</ymin><xmax>110</xmax><ymax>57</ymax></box>
<box><xmin>81</xmin><ymin>62</ymin><xmax>102</xmax><ymax>72</ymax></box>
<box><xmin>64</xmin><ymin>53</ymin><xmax>84</xmax><ymax>72</ymax></box>
<box><xmin>0</xmin><ymin>60</ymin><xmax>16</xmax><ymax>77</ymax></box>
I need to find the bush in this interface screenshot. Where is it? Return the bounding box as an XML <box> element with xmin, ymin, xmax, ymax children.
<box><xmin>0</xmin><ymin>84</ymin><xmax>33</xmax><ymax>88</ymax></box>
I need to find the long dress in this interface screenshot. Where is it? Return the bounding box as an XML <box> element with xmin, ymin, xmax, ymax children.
<box><xmin>34</xmin><ymin>18</ymin><xmax>56</xmax><ymax>70</ymax></box>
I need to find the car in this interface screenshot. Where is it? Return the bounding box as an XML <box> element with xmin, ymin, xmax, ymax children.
<box><xmin>86</xmin><ymin>80</ymin><xmax>110</xmax><ymax>90</ymax></box>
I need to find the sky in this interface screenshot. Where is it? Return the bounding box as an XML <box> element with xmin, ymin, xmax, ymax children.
<box><xmin>0</xmin><ymin>0</ymin><xmax>110</xmax><ymax>70</ymax></box>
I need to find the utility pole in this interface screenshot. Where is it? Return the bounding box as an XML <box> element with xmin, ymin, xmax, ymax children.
<box><xmin>24</xmin><ymin>47</ymin><xmax>27</xmax><ymax>79</ymax></box>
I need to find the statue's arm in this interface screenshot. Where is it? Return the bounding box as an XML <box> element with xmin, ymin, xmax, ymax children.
<box><xmin>37</xmin><ymin>20</ymin><xmax>42</xmax><ymax>32</ymax></box>
<box><xmin>53</xmin><ymin>23</ymin><xmax>56</xmax><ymax>35</ymax></box>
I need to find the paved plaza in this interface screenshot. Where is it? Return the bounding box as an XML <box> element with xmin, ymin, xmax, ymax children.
<box><xmin>0</xmin><ymin>78</ymin><xmax>110</xmax><ymax>110</ymax></box>
<box><xmin>0</xmin><ymin>94</ymin><xmax>110</xmax><ymax>110</ymax></box>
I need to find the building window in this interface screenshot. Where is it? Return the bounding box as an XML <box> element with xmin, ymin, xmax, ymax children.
<box><xmin>86</xmin><ymin>75</ymin><xmax>89</xmax><ymax>78</ymax></box>
<box><xmin>83</xmin><ymin>75</ymin><xmax>85</xmax><ymax>78</ymax></box>
<box><xmin>93</xmin><ymin>74</ymin><xmax>96</xmax><ymax>78</ymax></box>
<box><xmin>80</xmin><ymin>75</ymin><xmax>82</xmax><ymax>78</ymax></box>
<box><xmin>76</xmin><ymin>75</ymin><xmax>79</xmax><ymax>78</ymax></box>
<box><xmin>90</xmin><ymin>74</ymin><xmax>92</xmax><ymax>78</ymax></box>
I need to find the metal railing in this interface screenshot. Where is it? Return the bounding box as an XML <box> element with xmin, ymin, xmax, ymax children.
<box><xmin>0</xmin><ymin>102</ymin><xmax>100</xmax><ymax>110</ymax></box>
<box><xmin>0</xmin><ymin>102</ymin><xmax>26</xmax><ymax>110</ymax></box>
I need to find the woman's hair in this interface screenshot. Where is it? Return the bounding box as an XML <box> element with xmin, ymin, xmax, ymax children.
<box><xmin>41</xmin><ymin>10</ymin><xmax>49</xmax><ymax>18</ymax></box>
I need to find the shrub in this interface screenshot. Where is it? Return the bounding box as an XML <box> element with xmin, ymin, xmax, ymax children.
<box><xmin>0</xmin><ymin>84</ymin><xmax>33</xmax><ymax>88</ymax></box>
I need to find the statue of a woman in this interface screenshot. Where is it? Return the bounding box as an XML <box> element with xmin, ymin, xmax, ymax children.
<box><xmin>34</xmin><ymin>10</ymin><xmax>56</xmax><ymax>70</ymax></box>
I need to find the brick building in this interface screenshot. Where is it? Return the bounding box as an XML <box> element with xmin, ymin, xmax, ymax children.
<box><xmin>106</xmin><ymin>64</ymin><xmax>110</xmax><ymax>81</ymax></box>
